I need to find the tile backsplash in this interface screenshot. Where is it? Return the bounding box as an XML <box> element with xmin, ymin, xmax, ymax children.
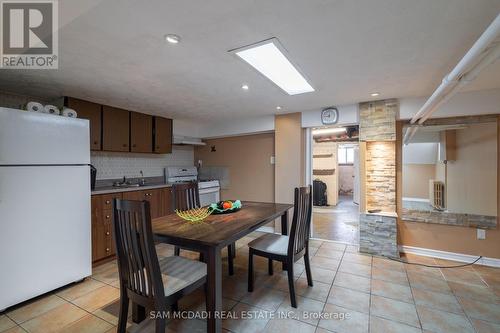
<box><xmin>91</xmin><ymin>146</ymin><xmax>194</xmax><ymax>180</ymax></box>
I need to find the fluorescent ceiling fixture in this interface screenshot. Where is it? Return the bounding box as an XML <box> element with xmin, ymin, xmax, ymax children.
<box><xmin>165</xmin><ymin>34</ymin><xmax>180</xmax><ymax>44</ymax></box>
<box><xmin>312</xmin><ymin>127</ymin><xmax>347</xmax><ymax>136</ymax></box>
<box><xmin>370</xmin><ymin>92</ymin><xmax>380</xmax><ymax>97</ymax></box>
<box><xmin>276</xmin><ymin>106</ymin><xmax>282</xmax><ymax>110</ymax></box>
<box><xmin>241</xmin><ymin>84</ymin><xmax>249</xmax><ymax>90</ymax></box>
<box><xmin>232</xmin><ymin>39</ymin><xmax>314</xmax><ymax>95</ymax></box>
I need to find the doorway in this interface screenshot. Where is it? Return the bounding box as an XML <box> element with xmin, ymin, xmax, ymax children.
<box><xmin>310</xmin><ymin>126</ymin><xmax>360</xmax><ymax>243</ymax></box>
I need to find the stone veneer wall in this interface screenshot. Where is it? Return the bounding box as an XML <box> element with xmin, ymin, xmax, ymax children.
<box><xmin>359</xmin><ymin>213</ymin><xmax>399</xmax><ymax>258</ymax></box>
<box><xmin>359</xmin><ymin>100</ymin><xmax>397</xmax><ymax>141</ymax></box>
<box><xmin>359</xmin><ymin>99</ymin><xmax>399</xmax><ymax>258</ymax></box>
<box><xmin>365</xmin><ymin>141</ymin><xmax>396</xmax><ymax>212</ymax></box>
<box><xmin>402</xmin><ymin>209</ymin><xmax>497</xmax><ymax>229</ymax></box>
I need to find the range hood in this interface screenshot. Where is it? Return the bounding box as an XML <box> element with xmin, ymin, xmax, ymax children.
<box><xmin>173</xmin><ymin>135</ymin><xmax>206</xmax><ymax>146</ymax></box>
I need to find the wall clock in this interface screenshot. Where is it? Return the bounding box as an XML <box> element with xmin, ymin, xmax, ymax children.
<box><xmin>321</xmin><ymin>107</ymin><xmax>339</xmax><ymax>125</ymax></box>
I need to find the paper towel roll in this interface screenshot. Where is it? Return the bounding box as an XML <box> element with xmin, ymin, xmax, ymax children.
<box><xmin>27</xmin><ymin>102</ymin><xmax>44</xmax><ymax>113</ymax></box>
<box><xmin>62</xmin><ymin>108</ymin><xmax>78</xmax><ymax>118</ymax></box>
<box><xmin>43</xmin><ymin>105</ymin><xmax>60</xmax><ymax>115</ymax></box>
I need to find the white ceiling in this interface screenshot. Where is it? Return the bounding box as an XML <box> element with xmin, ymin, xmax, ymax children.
<box><xmin>1</xmin><ymin>0</ymin><xmax>499</xmax><ymax>121</ymax></box>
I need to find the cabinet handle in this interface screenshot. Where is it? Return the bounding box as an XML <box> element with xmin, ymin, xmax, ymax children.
<box><xmin>106</xmin><ymin>215</ymin><xmax>110</xmax><ymax>219</ymax></box>
<box><xmin>123</xmin><ymin>144</ymin><xmax>127</xmax><ymax>147</ymax></box>
<box><xmin>105</xmin><ymin>200</ymin><xmax>110</xmax><ymax>204</ymax></box>
<box><xmin>106</xmin><ymin>248</ymin><xmax>110</xmax><ymax>252</ymax></box>
<box><xmin>106</xmin><ymin>231</ymin><xmax>110</xmax><ymax>235</ymax></box>
<box><xmin>93</xmin><ymin>141</ymin><xmax>98</xmax><ymax>145</ymax></box>
<box><xmin>156</xmin><ymin>146</ymin><xmax>160</xmax><ymax>149</ymax></box>
<box><xmin>132</xmin><ymin>144</ymin><xmax>136</xmax><ymax>147</ymax></box>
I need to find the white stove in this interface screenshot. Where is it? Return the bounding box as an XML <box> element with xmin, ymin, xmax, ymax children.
<box><xmin>165</xmin><ymin>167</ymin><xmax>220</xmax><ymax>206</ymax></box>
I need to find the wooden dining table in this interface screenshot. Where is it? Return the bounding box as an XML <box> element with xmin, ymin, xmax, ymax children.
<box><xmin>132</xmin><ymin>201</ymin><xmax>293</xmax><ymax>333</ymax></box>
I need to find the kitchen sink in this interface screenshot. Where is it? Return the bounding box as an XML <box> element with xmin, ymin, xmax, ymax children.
<box><xmin>112</xmin><ymin>183</ymin><xmax>144</xmax><ymax>188</ymax></box>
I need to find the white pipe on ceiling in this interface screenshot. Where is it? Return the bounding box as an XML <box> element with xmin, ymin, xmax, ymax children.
<box><xmin>404</xmin><ymin>13</ymin><xmax>500</xmax><ymax>145</ymax></box>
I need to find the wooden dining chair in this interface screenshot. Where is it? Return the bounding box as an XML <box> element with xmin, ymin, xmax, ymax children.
<box><xmin>247</xmin><ymin>186</ymin><xmax>313</xmax><ymax>308</ymax></box>
<box><xmin>171</xmin><ymin>182</ymin><xmax>236</xmax><ymax>275</ymax></box>
<box><xmin>112</xmin><ymin>199</ymin><xmax>207</xmax><ymax>333</ymax></box>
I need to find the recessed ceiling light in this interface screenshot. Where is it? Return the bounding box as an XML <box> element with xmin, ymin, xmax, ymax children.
<box><xmin>276</xmin><ymin>106</ymin><xmax>282</xmax><ymax>110</ymax></box>
<box><xmin>230</xmin><ymin>38</ymin><xmax>314</xmax><ymax>95</ymax></box>
<box><xmin>165</xmin><ymin>34</ymin><xmax>180</xmax><ymax>44</ymax></box>
<box><xmin>370</xmin><ymin>92</ymin><xmax>380</xmax><ymax>97</ymax></box>
<box><xmin>241</xmin><ymin>84</ymin><xmax>249</xmax><ymax>90</ymax></box>
<box><xmin>312</xmin><ymin>127</ymin><xmax>347</xmax><ymax>136</ymax></box>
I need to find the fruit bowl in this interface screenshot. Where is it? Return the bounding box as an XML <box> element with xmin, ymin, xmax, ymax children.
<box><xmin>175</xmin><ymin>207</ymin><xmax>213</xmax><ymax>223</ymax></box>
<box><xmin>209</xmin><ymin>200</ymin><xmax>242</xmax><ymax>214</ymax></box>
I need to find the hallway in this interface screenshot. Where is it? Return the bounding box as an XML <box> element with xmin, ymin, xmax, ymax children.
<box><xmin>312</xmin><ymin>195</ymin><xmax>359</xmax><ymax>244</ymax></box>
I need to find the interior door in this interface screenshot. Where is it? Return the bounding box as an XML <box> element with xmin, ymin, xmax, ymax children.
<box><xmin>353</xmin><ymin>146</ymin><xmax>360</xmax><ymax>205</ymax></box>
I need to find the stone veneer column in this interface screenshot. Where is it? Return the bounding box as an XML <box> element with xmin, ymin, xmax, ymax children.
<box><xmin>358</xmin><ymin>100</ymin><xmax>399</xmax><ymax>258</ymax></box>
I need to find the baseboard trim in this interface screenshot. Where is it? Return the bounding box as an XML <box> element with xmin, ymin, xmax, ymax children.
<box><xmin>399</xmin><ymin>245</ymin><xmax>500</xmax><ymax>268</ymax></box>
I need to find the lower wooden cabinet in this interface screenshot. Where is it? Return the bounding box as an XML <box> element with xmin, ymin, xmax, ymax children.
<box><xmin>161</xmin><ymin>187</ymin><xmax>173</xmax><ymax>216</ymax></box>
<box><xmin>91</xmin><ymin>187</ymin><xmax>174</xmax><ymax>265</ymax></box>
<box><xmin>91</xmin><ymin>193</ymin><xmax>121</xmax><ymax>263</ymax></box>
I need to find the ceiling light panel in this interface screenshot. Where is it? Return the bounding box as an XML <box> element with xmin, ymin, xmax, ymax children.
<box><xmin>231</xmin><ymin>38</ymin><xmax>314</xmax><ymax>95</ymax></box>
<box><xmin>312</xmin><ymin>127</ymin><xmax>347</xmax><ymax>136</ymax></box>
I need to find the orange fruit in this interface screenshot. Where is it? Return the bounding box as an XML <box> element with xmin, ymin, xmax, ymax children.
<box><xmin>223</xmin><ymin>201</ymin><xmax>232</xmax><ymax>209</ymax></box>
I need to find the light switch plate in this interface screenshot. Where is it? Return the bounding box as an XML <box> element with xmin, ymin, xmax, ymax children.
<box><xmin>477</xmin><ymin>229</ymin><xmax>486</xmax><ymax>240</ymax></box>
<box><xmin>270</xmin><ymin>156</ymin><xmax>275</xmax><ymax>165</ymax></box>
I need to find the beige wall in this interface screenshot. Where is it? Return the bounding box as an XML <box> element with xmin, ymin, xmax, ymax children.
<box><xmin>275</xmin><ymin>113</ymin><xmax>304</xmax><ymax>205</ymax></box>
<box><xmin>402</xmin><ymin>164</ymin><xmax>435</xmax><ymax>199</ymax></box>
<box><xmin>446</xmin><ymin>122</ymin><xmax>497</xmax><ymax>215</ymax></box>
<box><xmin>339</xmin><ymin>165</ymin><xmax>354</xmax><ymax>193</ymax></box>
<box><xmin>397</xmin><ymin>119</ymin><xmax>500</xmax><ymax>259</ymax></box>
<box><xmin>275</xmin><ymin>113</ymin><xmax>304</xmax><ymax>233</ymax></box>
<box><xmin>193</xmin><ymin>133</ymin><xmax>275</xmax><ymax>202</ymax></box>
<box><xmin>313</xmin><ymin>141</ymin><xmax>338</xmax><ymax>205</ymax></box>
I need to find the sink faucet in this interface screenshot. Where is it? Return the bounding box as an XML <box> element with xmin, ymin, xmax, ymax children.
<box><xmin>139</xmin><ymin>170</ymin><xmax>146</xmax><ymax>186</ymax></box>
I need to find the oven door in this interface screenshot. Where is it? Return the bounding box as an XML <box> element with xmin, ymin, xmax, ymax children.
<box><xmin>199</xmin><ymin>186</ymin><xmax>220</xmax><ymax>207</ymax></box>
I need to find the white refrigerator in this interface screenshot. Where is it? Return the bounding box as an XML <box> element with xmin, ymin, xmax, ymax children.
<box><xmin>0</xmin><ymin>107</ymin><xmax>92</xmax><ymax>311</ymax></box>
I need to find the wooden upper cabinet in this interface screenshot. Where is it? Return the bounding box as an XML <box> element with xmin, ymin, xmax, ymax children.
<box><xmin>102</xmin><ymin>106</ymin><xmax>130</xmax><ymax>152</ymax></box>
<box><xmin>65</xmin><ymin>97</ymin><xmax>102</xmax><ymax>150</ymax></box>
<box><xmin>154</xmin><ymin>117</ymin><xmax>173</xmax><ymax>154</ymax></box>
<box><xmin>130</xmin><ymin>112</ymin><xmax>153</xmax><ymax>153</ymax></box>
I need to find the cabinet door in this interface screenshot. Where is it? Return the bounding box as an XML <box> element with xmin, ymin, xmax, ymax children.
<box><xmin>92</xmin><ymin>224</ymin><xmax>108</xmax><ymax>262</ymax></box>
<box><xmin>92</xmin><ymin>193</ymin><xmax>122</xmax><ymax>263</ymax></box>
<box><xmin>154</xmin><ymin>117</ymin><xmax>173</xmax><ymax>154</ymax></box>
<box><xmin>147</xmin><ymin>189</ymin><xmax>162</xmax><ymax>219</ymax></box>
<box><xmin>122</xmin><ymin>190</ymin><xmax>144</xmax><ymax>201</ymax></box>
<box><xmin>161</xmin><ymin>187</ymin><xmax>173</xmax><ymax>216</ymax></box>
<box><xmin>102</xmin><ymin>106</ymin><xmax>130</xmax><ymax>152</ymax></box>
<box><xmin>66</xmin><ymin>97</ymin><xmax>102</xmax><ymax>150</ymax></box>
<box><xmin>91</xmin><ymin>196</ymin><xmax>105</xmax><ymax>262</ymax></box>
<box><xmin>130</xmin><ymin>112</ymin><xmax>153</xmax><ymax>153</ymax></box>
<box><xmin>123</xmin><ymin>189</ymin><xmax>161</xmax><ymax>218</ymax></box>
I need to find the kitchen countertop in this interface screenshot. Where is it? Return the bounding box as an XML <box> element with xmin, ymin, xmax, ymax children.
<box><xmin>92</xmin><ymin>183</ymin><xmax>172</xmax><ymax>195</ymax></box>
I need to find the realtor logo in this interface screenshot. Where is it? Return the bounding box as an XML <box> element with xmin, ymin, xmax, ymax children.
<box><xmin>1</xmin><ymin>0</ymin><xmax>58</xmax><ymax>69</ymax></box>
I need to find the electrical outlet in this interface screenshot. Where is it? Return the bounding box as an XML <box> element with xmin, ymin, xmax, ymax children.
<box><xmin>477</xmin><ymin>229</ymin><xmax>486</xmax><ymax>240</ymax></box>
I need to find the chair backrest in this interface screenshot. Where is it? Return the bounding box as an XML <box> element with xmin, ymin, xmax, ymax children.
<box><xmin>172</xmin><ymin>182</ymin><xmax>200</xmax><ymax>210</ymax></box>
<box><xmin>113</xmin><ymin>199</ymin><xmax>165</xmax><ymax>309</ymax></box>
<box><xmin>287</xmin><ymin>185</ymin><xmax>313</xmax><ymax>258</ymax></box>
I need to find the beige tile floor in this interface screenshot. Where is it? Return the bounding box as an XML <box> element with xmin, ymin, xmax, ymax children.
<box><xmin>1</xmin><ymin>232</ymin><xmax>499</xmax><ymax>333</ymax></box>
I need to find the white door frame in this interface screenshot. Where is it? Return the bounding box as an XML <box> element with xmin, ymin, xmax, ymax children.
<box><xmin>305</xmin><ymin>128</ymin><xmax>314</xmax><ymax>236</ymax></box>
